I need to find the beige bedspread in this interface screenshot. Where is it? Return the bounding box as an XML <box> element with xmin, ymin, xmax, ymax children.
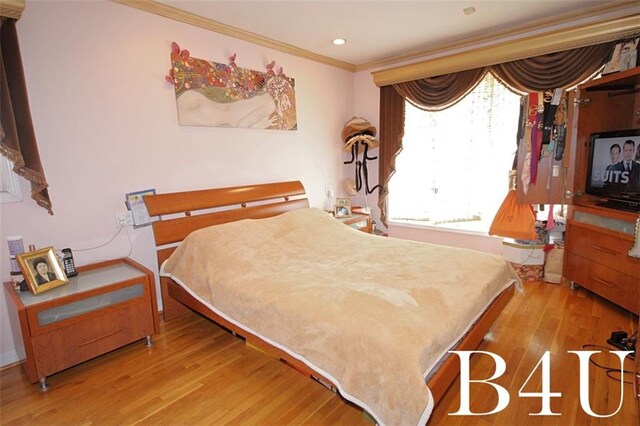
<box><xmin>161</xmin><ymin>208</ymin><xmax>519</xmax><ymax>425</ymax></box>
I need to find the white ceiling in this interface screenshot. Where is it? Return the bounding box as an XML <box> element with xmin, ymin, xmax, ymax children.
<box><xmin>157</xmin><ymin>0</ymin><xmax>622</xmax><ymax>67</ymax></box>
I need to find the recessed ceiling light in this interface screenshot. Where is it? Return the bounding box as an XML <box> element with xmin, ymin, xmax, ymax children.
<box><xmin>463</xmin><ymin>6</ymin><xmax>476</xmax><ymax>15</ymax></box>
<box><xmin>332</xmin><ymin>38</ymin><xmax>346</xmax><ymax>46</ymax></box>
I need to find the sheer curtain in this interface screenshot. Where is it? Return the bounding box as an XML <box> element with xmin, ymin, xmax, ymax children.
<box><xmin>0</xmin><ymin>18</ymin><xmax>52</xmax><ymax>214</ymax></box>
<box><xmin>389</xmin><ymin>73</ymin><xmax>520</xmax><ymax>231</ymax></box>
<box><xmin>378</xmin><ymin>42</ymin><xmax>616</xmax><ymax>226</ymax></box>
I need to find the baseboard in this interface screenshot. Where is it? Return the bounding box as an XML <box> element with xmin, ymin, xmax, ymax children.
<box><xmin>0</xmin><ymin>349</ymin><xmax>22</xmax><ymax>369</ymax></box>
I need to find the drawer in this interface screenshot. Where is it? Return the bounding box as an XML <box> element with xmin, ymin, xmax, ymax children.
<box><xmin>32</xmin><ymin>300</ymin><xmax>154</xmax><ymax>378</ymax></box>
<box><xmin>564</xmin><ymin>252</ymin><xmax>590</xmax><ymax>285</ymax></box>
<box><xmin>347</xmin><ymin>219</ymin><xmax>369</xmax><ymax>231</ymax></box>
<box><xmin>27</xmin><ymin>283</ymin><xmax>147</xmax><ymax>336</ymax></box>
<box><xmin>582</xmin><ymin>263</ymin><xmax>638</xmax><ymax>315</ymax></box>
<box><xmin>566</xmin><ymin>225</ymin><xmax>640</xmax><ymax>278</ymax></box>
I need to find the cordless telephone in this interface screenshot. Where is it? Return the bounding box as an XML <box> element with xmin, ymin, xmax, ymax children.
<box><xmin>61</xmin><ymin>248</ymin><xmax>78</xmax><ymax>277</ymax></box>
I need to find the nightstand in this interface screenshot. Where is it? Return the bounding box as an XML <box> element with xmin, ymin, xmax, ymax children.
<box><xmin>4</xmin><ymin>257</ymin><xmax>160</xmax><ymax>391</ymax></box>
<box><xmin>334</xmin><ymin>212</ymin><xmax>372</xmax><ymax>233</ymax></box>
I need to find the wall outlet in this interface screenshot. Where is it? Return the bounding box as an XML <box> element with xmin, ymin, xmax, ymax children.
<box><xmin>115</xmin><ymin>211</ymin><xmax>133</xmax><ymax>227</ymax></box>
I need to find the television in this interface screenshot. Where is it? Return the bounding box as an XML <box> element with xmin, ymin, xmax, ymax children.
<box><xmin>585</xmin><ymin>129</ymin><xmax>640</xmax><ymax>212</ymax></box>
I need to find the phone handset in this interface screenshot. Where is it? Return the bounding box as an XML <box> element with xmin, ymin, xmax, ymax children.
<box><xmin>62</xmin><ymin>248</ymin><xmax>78</xmax><ymax>277</ymax></box>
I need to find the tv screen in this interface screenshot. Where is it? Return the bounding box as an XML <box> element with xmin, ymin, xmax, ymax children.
<box><xmin>586</xmin><ymin>129</ymin><xmax>640</xmax><ymax>211</ymax></box>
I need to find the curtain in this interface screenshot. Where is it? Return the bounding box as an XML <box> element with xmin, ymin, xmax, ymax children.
<box><xmin>378</xmin><ymin>85</ymin><xmax>405</xmax><ymax>227</ymax></box>
<box><xmin>491</xmin><ymin>43</ymin><xmax>615</xmax><ymax>92</ymax></box>
<box><xmin>377</xmin><ymin>41</ymin><xmax>617</xmax><ymax>226</ymax></box>
<box><xmin>394</xmin><ymin>67</ymin><xmax>488</xmax><ymax>111</ymax></box>
<box><xmin>0</xmin><ymin>18</ymin><xmax>52</xmax><ymax>214</ymax></box>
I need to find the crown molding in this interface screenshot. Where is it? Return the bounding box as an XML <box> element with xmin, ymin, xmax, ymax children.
<box><xmin>372</xmin><ymin>14</ymin><xmax>640</xmax><ymax>87</ymax></box>
<box><xmin>111</xmin><ymin>0</ymin><xmax>356</xmax><ymax>72</ymax></box>
<box><xmin>0</xmin><ymin>0</ymin><xmax>24</xmax><ymax>20</ymax></box>
<box><xmin>358</xmin><ymin>0</ymin><xmax>639</xmax><ymax>72</ymax></box>
<box><xmin>111</xmin><ymin>0</ymin><xmax>638</xmax><ymax>77</ymax></box>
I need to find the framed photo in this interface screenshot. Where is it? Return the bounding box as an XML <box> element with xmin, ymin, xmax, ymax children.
<box><xmin>336</xmin><ymin>197</ymin><xmax>351</xmax><ymax>207</ymax></box>
<box><xmin>126</xmin><ymin>188</ymin><xmax>159</xmax><ymax>228</ymax></box>
<box><xmin>603</xmin><ymin>38</ymin><xmax>639</xmax><ymax>75</ymax></box>
<box><xmin>334</xmin><ymin>205</ymin><xmax>352</xmax><ymax>218</ymax></box>
<box><xmin>16</xmin><ymin>247</ymin><xmax>68</xmax><ymax>295</ymax></box>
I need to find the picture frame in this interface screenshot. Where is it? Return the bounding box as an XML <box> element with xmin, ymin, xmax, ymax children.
<box><xmin>334</xmin><ymin>205</ymin><xmax>352</xmax><ymax>218</ymax></box>
<box><xmin>336</xmin><ymin>197</ymin><xmax>351</xmax><ymax>207</ymax></box>
<box><xmin>16</xmin><ymin>246</ymin><xmax>68</xmax><ymax>295</ymax></box>
<box><xmin>602</xmin><ymin>38</ymin><xmax>639</xmax><ymax>75</ymax></box>
<box><xmin>126</xmin><ymin>188</ymin><xmax>159</xmax><ymax>229</ymax></box>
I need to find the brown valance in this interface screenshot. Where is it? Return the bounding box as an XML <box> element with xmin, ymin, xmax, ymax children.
<box><xmin>394</xmin><ymin>67</ymin><xmax>488</xmax><ymax>111</ymax></box>
<box><xmin>377</xmin><ymin>41</ymin><xmax>618</xmax><ymax>226</ymax></box>
<box><xmin>0</xmin><ymin>18</ymin><xmax>53</xmax><ymax>214</ymax></box>
<box><xmin>491</xmin><ymin>43</ymin><xmax>615</xmax><ymax>92</ymax></box>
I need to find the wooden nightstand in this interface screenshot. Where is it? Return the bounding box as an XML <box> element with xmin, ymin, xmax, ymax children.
<box><xmin>334</xmin><ymin>212</ymin><xmax>372</xmax><ymax>233</ymax></box>
<box><xmin>4</xmin><ymin>257</ymin><xmax>160</xmax><ymax>391</ymax></box>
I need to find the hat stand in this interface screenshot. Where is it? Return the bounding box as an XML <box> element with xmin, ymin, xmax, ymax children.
<box><xmin>343</xmin><ymin>141</ymin><xmax>381</xmax><ymax>195</ymax></box>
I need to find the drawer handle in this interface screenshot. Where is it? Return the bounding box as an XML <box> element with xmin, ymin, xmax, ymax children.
<box><xmin>592</xmin><ymin>245</ymin><xmax>618</xmax><ymax>256</ymax></box>
<box><xmin>592</xmin><ymin>277</ymin><xmax>614</xmax><ymax>288</ymax></box>
<box><xmin>80</xmin><ymin>329</ymin><xmax>123</xmax><ymax>347</ymax></box>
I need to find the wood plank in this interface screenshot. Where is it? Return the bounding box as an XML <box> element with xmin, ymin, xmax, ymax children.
<box><xmin>144</xmin><ymin>180</ymin><xmax>305</xmax><ymax>217</ymax></box>
<box><xmin>151</xmin><ymin>198</ymin><xmax>310</xmax><ymax>246</ymax></box>
<box><xmin>428</xmin><ymin>281</ymin><xmax>639</xmax><ymax>425</ymax></box>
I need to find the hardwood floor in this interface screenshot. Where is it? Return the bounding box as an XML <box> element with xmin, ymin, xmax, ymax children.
<box><xmin>1</xmin><ymin>281</ymin><xmax>637</xmax><ymax>425</ymax></box>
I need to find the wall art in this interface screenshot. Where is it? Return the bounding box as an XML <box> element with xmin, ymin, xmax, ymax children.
<box><xmin>166</xmin><ymin>42</ymin><xmax>297</xmax><ymax>130</ymax></box>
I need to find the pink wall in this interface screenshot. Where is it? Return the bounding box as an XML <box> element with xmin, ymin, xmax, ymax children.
<box><xmin>0</xmin><ymin>1</ymin><xmax>354</xmax><ymax>365</ymax></box>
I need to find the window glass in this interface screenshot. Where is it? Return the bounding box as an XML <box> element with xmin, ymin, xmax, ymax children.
<box><xmin>0</xmin><ymin>156</ymin><xmax>22</xmax><ymax>203</ymax></box>
<box><xmin>389</xmin><ymin>73</ymin><xmax>521</xmax><ymax>233</ymax></box>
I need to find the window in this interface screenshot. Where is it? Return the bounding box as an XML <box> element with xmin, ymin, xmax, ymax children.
<box><xmin>389</xmin><ymin>73</ymin><xmax>521</xmax><ymax>233</ymax></box>
<box><xmin>0</xmin><ymin>156</ymin><xmax>22</xmax><ymax>203</ymax></box>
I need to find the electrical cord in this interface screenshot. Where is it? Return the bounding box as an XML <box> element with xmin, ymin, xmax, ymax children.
<box><xmin>72</xmin><ymin>223</ymin><xmax>133</xmax><ymax>261</ymax></box>
<box><xmin>73</xmin><ymin>224</ymin><xmax>125</xmax><ymax>252</ymax></box>
<box><xmin>581</xmin><ymin>344</ymin><xmax>635</xmax><ymax>385</ymax></box>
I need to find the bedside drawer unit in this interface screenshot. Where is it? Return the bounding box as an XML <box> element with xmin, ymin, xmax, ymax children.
<box><xmin>334</xmin><ymin>212</ymin><xmax>372</xmax><ymax>233</ymax></box>
<box><xmin>4</xmin><ymin>258</ymin><xmax>160</xmax><ymax>390</ymax></box>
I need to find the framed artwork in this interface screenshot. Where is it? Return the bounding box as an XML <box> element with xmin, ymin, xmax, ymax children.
<box><xmin>166</xmin><ymin>42</ymin><xmax>297</xmax><ymax>130</ymax></box>
<box><xmin>603</xmin><ymin>38</ymin><xmax>639</xmax><ymax>74</ymax></box>
<box><xmin>17</xmin><ymin>247</ymin><xmax>68</xmax><ymax>295</ymax></box>
<box><xmin>126</xmin><ymin>188</ymin><xmax>158</xmax><ymax>228</ymax></box>
<box><xmin>334</xmin><ymin>205</ymin><xmax>352</xmax><ymax>218</ymax></box>
<box><xmin>336</xmin><ymin>197</ymin><xmax>351</xmax><ymax>207</ymax></box>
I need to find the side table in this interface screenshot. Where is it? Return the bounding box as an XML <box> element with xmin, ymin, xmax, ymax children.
<box><xmin>4</xmin><ymin>257</ymin><xmax>160</xmax><ymax>391</ymax></box>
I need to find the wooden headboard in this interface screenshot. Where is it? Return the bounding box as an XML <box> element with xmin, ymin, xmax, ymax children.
<box><xmin>144</xmin><ymin>180</ymin><xmax>309</xmax><ymax>319</ymax></box>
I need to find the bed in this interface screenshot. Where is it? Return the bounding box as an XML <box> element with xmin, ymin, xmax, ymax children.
<box><xmin>144</xmin><ymin>181</ymin><xmax>519</xmax><ymax>425</ymax></box>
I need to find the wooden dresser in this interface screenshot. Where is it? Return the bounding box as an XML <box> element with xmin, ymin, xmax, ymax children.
<box><xmin>564</xmin><ymin>204</ymin><xmax>639</xmax><ymax>315</ymax></box>
<box><xmin>562</xmin><ymin>67</ymin><xmax>640</xmax><ymax>315</ymax></box>
<box><xmin>4</xmin><ymin>258</ymin><xmax>160</xmax><ymax>390</ymax></box>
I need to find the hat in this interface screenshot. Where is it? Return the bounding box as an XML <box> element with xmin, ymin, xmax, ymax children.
<box><xmin>342</xmin><ymin>117</ymin><xmax>379</xmax><ymax>152</ymax></box>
